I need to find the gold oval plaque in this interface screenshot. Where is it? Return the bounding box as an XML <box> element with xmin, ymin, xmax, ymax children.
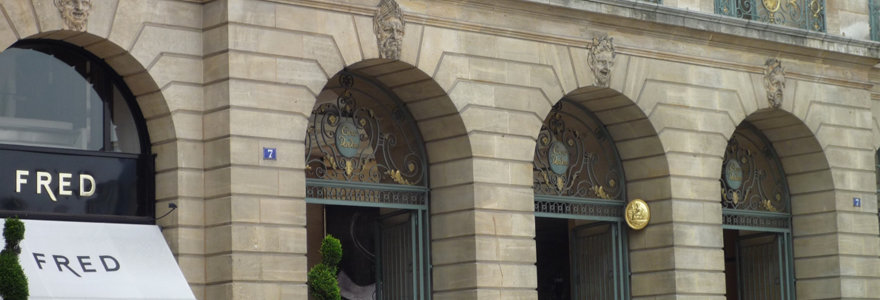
<box><xmin>625</xmin><ymin>199</ymin><xmax>650</xmax><ymax>230</ymax></box>
<box><xmin>763</xmin><ymin>0</ymin><xmax>780</xmax><ymax>13</ymax></box>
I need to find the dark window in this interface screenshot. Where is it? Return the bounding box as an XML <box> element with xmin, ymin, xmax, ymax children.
<box><xmin>0</xmin><ymin>40</ymin><xmax>154</xmax><ymax>223</ymax></box>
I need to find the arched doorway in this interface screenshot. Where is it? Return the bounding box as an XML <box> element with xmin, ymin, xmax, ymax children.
<box><xmin>304</xmin><ymin>70</ymin><xmax>430</xmax><ymax>300</ymax></box>
<box><xmin>721</xmin><ymin>121</ymin><xmax>795</xmax><ymax>299</ymax></box>
<box><xmin>533</xmin><ymin>99</ymin><xmax>630</xmax><ymax>300</ymax></box>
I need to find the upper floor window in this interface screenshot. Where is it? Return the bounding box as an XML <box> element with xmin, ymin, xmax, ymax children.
<box><xmin>871</xmin><ymin>0</ymin><xmax>880</xmax><ymax>41</ymax></box>
<box><xmin>716</xmin><ymin>0</ymin><xmax>826</xmax><ymax>32</ymax></box>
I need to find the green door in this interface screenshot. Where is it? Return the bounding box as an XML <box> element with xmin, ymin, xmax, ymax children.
<box><xmin>376</xmin><ymin>211</ymin><xmax>420</xmax><ymax>300</ymax></box>
<box><xmin>736</xmin><ymin>233</ymin><xmax>784</xmax><ymax>300</ymax></box>
<box><xmin>570</xmin><ymin>222</ymin><xmax>627</xmax><ymax>300</ymax></box>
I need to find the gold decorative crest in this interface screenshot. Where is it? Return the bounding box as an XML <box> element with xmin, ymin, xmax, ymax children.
<box><xmin>625</xmin><ymin>199</ymin><xmax>650</xmax><ymax>230</ymax></box>
<box><xmin>763</xmin><ymin>0</ymin><xmax>781</xmax><ymax>12</ymax></box>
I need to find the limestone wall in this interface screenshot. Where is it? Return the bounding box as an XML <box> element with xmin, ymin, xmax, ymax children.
<box><xmin>0</xmin><ymin>0</ymin><xmax>876</xmax><ymax>299</ymax></box>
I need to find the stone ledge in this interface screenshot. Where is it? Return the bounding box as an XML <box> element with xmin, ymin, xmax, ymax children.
<box><xmin>519</xmin><ymin>0</ymin><xmax>880</xmax><ymax>63</ymax></box>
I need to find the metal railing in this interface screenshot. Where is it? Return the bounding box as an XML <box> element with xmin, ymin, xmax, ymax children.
<box><xmin>715</xmin><ymin>0</ymin><xmax>826</xmax><ymax>32</ymax></box>
<box><xmin>872</xmin><ymin>0</ymin><xmax>880</xmax><ymax>41</ymax></box>
<box><xmin>642</xmin><ymin>0</ymin><xmax>662</xmax><ymax>4</ymax></box>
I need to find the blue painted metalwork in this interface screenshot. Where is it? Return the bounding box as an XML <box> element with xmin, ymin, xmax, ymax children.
<box><xmin>721</xmin><ymin>122</ymin><xmax>794</xmax><ymax>299</ymax></box>
<box><xmin>715</xmin><ymin>0</ymin><xmax>826</xmax><ymax>32</ymax></box>
<box><xmin>873</xmin><ymin>0</ymin><xmax>880</xmax><ymax>41</ymax></box>
<box><xmin>534</xmin><ymin>195</ymin><xmax>625</xmax><ymax>222</ymax></box>
<box><xmin>305</xmin><ymin>71</ymin><xmax>431</xmax><ymax>300</ymax></box>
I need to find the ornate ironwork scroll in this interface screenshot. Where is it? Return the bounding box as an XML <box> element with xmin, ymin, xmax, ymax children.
<box><xmin>305</xmin><ymin>72</ymin><xmax>427</xmax><ymax>196</ymax></box>
<box><xmin>720</xmin><ymin>123</ymin><xmax>790</xmax><ymax>214</ymax></box>
<box><xmin>716</xmin><ymin>0</ymin><xmax>826</xmax><ymax>32</ymax></box>
<box><xmin>533</xmin><ymin>100</ymin><xmax>624</xmax><ymax>201</ymax></box>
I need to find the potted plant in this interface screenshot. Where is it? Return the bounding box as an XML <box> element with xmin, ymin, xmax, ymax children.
<box><xmin>307</xmin><ymin>235</ymin><xmax>342</xmax><ymax>300</ymax></box>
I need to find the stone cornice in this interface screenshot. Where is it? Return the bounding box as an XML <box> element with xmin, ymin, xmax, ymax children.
<box><xmin>277</xmin><ymin>0</ymin><xmax>880</xmax><ymax>64</ymax></box>
<box><xmin>273</xmin><ymin>0</ymin><xmax>878</xmax><ymax>88</ymax></box>
<box><xmin>516</xmin><ymin>0</ymin><xmax>880</xmax><ymax>65</ymax></box>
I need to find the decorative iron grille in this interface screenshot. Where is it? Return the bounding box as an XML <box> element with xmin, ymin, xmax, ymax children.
<box><xmin>872</xmin><ymin>0</ymin><xmax>880</xmax><ymax>41</ymax></box>
<box><xmin>533</xmin><ymin>100</ymin><xmax>625</xmax><ymax>201</ymax></box>
<box><xmin>534</xmin><ymin>198</ymin><xmax>624</xmax><ymax>219</ymax></box>
<box><xmin>642</xmin><ymin>0</ymin><xmax>662</xmax><ymax>4</ymax></box>
<box><xmin>305</xmin><ymin>72</ymin><xmax>427</xmax><ymax>195</ymax></box>
<box><xmin>723</xmin><ymin>212</ymin><xmax>790</xmax><ymax>230</ymax></box>
<box><xmin>715</xmin><ymin>0</ymin><xmax>826</xmax><ymax>32</ymax></box>
<box><xmin>306</xmin><ymin>184</ymin><xmax>426</xmax><ymax>206</ymax></box>
<box><xmin>720</xmin><ymin>123</ymin><xmax>790</xmax><ymax>214</ymax></box>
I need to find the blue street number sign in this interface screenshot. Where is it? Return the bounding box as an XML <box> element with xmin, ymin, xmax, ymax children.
<box><xmin>263</xmin><ymin>148</ymin><xmax>277</xmax><ymax>160</ymax></box>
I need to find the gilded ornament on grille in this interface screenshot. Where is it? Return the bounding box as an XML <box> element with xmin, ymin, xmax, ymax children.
<box><xmin>720</xmin><ymin>128</ymin><xmax>789</xmax><ymax>214</ymax></box>
<box><xmin>324</xmin><ymin>156</ymin><xmax>337</xmax><ymax>169</ymax></box>
<box><xmin>344</xmin><ymin>159</ymin><xmax>353</xmax><ymax>176</ymax></box>
<box><xmin>533</xmin><ymin>100</ymin><xmax>623</xmax><ymax>201</ymax></box>
<box><xmin>591</xmin><ymin>185</ymin><xmax>612</xmax><ymax>200</ymax></box>
<box><xmin>625</xmin><ymin>199</ymin><xmax>650</xmax><ymax>230</ymax></box>
<box><xmin>763</xmin><ymin>199</ymin><xmax>778</xmax><ymax>212</ymax></box>
<box><xmin>762</xmin><ymin>0</ymin><xmax>781</xmax><ymax>12</ymax></box>
<box><xmin>386</xmin><ymin>169</ymin><xmax>414</xmax><ymax>185</ymax></box>
<box><xmin>809</xmin><ymin>0</ymin><xmax>822</xmax><ymax>18</ymax></box>
<box><xmin>306</xmin><ymin>73</ymin><xmax>426</xmax><ymax>187</ymax></box>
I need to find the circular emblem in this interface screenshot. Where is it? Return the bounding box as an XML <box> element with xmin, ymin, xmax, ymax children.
<box><xmin>335</xmin><ymin>121</ymin><xmax>360</xmax><ymax>158</ymax></box>
<box><xmin>724</xmin><ymin>159</ymin><xmax>743</xmax><ymax>190</ymax></box>
<box><xmin>548</xmin><ymin>141</ymin><xmax>569</xmax><ymax>175</ymax></box>
<box><xmin>625</xmin><ymin>199</ymin><xmax>650</xmax><ymax>230</ymax></box>
<box><xmin>763</xmin><ymin>0</ymin><xmax>780</xmax><ymax>12</ymax></box>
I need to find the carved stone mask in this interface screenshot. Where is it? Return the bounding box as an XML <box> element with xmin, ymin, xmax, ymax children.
<box><xmin>55</xmin><ymin>0</ymin><xmax>91</xmax><ymax>31</ymax></box>
<box><xmin>374</xmin><ymin>0</ymin><xmax>405</xmax><ymax>60</ymax></box>
<box><xmin>589</xmin><ymin>37</ymin><xmax>616</xmax><ymax>87</ymax></box>
<box><xmin>763</xmin><ymin>59</ymin><xmax>785</xmax><ymax>109</ymax></box>
<box><xmin>376</xmin><ymin>17</ymin><xmax>404</xmax><ymax>60</ymax></box>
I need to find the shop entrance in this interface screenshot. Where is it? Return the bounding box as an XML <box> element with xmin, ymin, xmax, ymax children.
<box><xmin>533</xmin><ymin>100</ymin><xmax>631</xmax><ymax>300</ymax></box>
<box><xmin>304</xmin><ymin>70</ymin><xmax>430</xmax><ymax>300</ymax></box>
<box><xmin>720</xmin><ymin>122</ymin><xmax>794</xmax><ymax>300</ymax></box>
<box><xmin>306</xmin><ymin>204</ymin><xmax>426</xmax><ymax>299</ymax></box>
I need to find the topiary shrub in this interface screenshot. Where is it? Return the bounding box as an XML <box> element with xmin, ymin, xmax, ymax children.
<box><xmin>320</xmin><ymin>235</ymin><xmax>342</xmax><ymax>268</ymax></box>
<box><xmin>307</xmin><ymin>235</ymin><xmax>342</xmax><ymax>300</ymax></box>
<box><xmin>0</xmin><ymin>217</ymin><xmax>28</xmax><ymax>300</ymax></box>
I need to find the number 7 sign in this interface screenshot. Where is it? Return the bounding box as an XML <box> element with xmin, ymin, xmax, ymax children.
<box><xmin>263</xmin><ymin>148</ymin><xmax>277</xmax><ymax>160</ymax></box>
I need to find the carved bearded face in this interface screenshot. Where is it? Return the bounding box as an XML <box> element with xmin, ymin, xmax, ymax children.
<box><xmin>376</xmin><ymin>17</ymin><xmax>404</xmax><ymax>60</ymax></box>
<box><xmin>55</xmin><ymin>0</ymin><xmax>91</xmax><ymax>31</ymax></box>
<box><xmin>589</xmin><ymin>45</ymin><xmax>615</xmax><ymax>87</ymax></box>
<box><xmin>766</xmin><ymin>68</ymin><xmax>785</xmax><ymax>106</ymax></box>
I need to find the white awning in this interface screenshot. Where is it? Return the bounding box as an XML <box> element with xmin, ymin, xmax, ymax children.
<box><xmin>1</xmin><ymin>219</ymin><xmax>196</xmax><ymax>300</ymax></box>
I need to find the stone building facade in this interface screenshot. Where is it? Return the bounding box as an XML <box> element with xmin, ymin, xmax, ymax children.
<box><xmin>0</xmin><ymin>0</ymin><xmax>878</xmax><ymax>299</ymax></box>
